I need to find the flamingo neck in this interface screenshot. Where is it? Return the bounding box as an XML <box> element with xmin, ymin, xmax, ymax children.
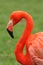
<box><xmin>15</xmin><ymin>12</ymin><xmax>34</xmax><ymax>65</ymax></box>
<box><xmin>18</xmin><ymin>12</ymin><xmax>34</xmax><ymax>44</ymax></box>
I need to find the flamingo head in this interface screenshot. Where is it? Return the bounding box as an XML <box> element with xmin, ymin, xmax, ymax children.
<box><xmin>6</xmin><ymin>11</ymin><xmax>23</xmax><ymax>38</ymax></box>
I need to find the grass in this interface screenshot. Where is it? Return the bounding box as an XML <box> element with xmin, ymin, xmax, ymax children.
<box><xmin>0</xmin><ymin>0</ymin><xmax>43</xmax><ymax>65</ymax></box>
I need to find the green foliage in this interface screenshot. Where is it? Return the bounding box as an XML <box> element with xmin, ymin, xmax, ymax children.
<box><xmin>0</xmin><ymin>0</ymin><xmax>43</xmax><ymax>65</ymax></box>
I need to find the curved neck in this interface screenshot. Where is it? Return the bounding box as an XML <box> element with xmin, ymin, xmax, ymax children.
<box><xmin>18</xmin><ymin>12</ymin><xmax>34</xmax><ymax>44</ymax></box>
<box><xmin>15</xmin><ymin>12</ymin><xmax>34</xmax><ymax>65</ymax></box>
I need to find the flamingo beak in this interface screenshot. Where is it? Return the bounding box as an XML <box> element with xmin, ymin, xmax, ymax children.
<box><xmin>7</xmin><ymin>29</ymin><xmax>14</xmax><ymax>38</ymax></box>
<box><xmin>6</xmin><ymin>20</ymin><xmax>14</xmax><ymax>39</ymax></box>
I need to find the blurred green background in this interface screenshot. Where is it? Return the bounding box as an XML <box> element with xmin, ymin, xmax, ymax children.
<box><xmin>0</xmin><ymin>0</ymin><xmax>43</xmax><ymax>65</ymax></box>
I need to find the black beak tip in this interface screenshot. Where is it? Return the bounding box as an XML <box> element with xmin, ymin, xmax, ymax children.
<box><xmin>7</xmin><ymin>29</ymin><xmax>14</xmax><ymax>39</ymax></box>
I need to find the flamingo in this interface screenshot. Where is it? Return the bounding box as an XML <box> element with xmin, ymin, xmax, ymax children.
<box><xmin>6</xmin><ymin>11</ymin><xmax>43</xmax><ymax>65</ymax></box>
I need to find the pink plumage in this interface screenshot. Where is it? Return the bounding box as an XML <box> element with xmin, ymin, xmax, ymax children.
<box><xmin>6</xmin><ymin>11</ymin><xmax>43</xmax><ymax>65</ymax></box>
